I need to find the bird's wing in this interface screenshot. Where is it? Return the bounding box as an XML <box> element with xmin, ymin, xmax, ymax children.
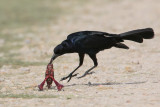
<box><xmin>79</xmin><ymin>34</ymin><xmax>118</xmax><ymax>49</ymax></box>
<box><xmin>67</xmin><ymin>31</ymin><xmax>114</xmax><ymax>40</ymax></box>
<box><xmin>67</xmin><ymin>31</ymin><xmax>119</xmax><ymax>49</ymax></box>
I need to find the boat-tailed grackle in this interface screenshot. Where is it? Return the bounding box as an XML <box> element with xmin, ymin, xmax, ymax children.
<box><xmin>49</xmin><ymin>28</ymin><xmax>154</xmax><ymax>82</ymax></box>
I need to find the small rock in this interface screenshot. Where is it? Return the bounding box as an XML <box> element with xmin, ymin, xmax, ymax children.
<box><xmin>88</xmin><ymin>82</ymin><xmax>92</xmax><ymax>86</ymax></box>
<box><xmin>125</xmin><ymin>66</ymin><xmax>136</xmax><ymax>73</ymax></box>
<box><xmin>132</xmin><ymin>60</ymin><xmax>140</xmax><ymax>64</ymax></box>
<box><xmin>126</xmin><ymin>100</ymin><xmax>131</xmax><ymax>103</ymax></box>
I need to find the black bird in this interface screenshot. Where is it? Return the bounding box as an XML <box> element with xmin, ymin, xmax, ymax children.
<box><xmin>49</xmin><ymin>28</ymin><xmax>154</xmax><ymax>82</ymax></box>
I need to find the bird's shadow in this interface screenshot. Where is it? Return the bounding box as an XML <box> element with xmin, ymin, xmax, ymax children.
<box><xmin>63</xmin><ymin>81</ymin><xmax>147</xmax><ymax>87</ymax></box>
<box><xmin>49</xmin><ymin>81</ymin><xmax>147</xmax><ymax>90</ymax></box>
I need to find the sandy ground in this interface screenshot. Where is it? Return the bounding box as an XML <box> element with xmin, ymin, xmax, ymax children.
<box><xmin>0</xmin><ymin>0</ymin><xmax>160</xmax><ymax>107</ymax></box>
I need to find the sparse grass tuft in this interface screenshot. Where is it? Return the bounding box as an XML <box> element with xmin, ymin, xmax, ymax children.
<box><xmin>0</xmin><ymin>93</ymin><xmax>59</xmax><ymax>99</ymax></box>
<box><xmin>0</xmin><ymin>33</ymin><xmax>47</xmax><ymax>68</ymax></box>
<box><xmin>66</xmin><ymin>95</ymin><xmax>74</xmax><ymax>100</ymax></box>
<box><xmin>0</xmin><ymin>57</ymin><xmax>46</xmax><ymax>68</ymax></box>
<box><xmin>0</xmin><ymin>0</ymin><xmax>64</xmax><ymax>30</ymax></box>
<box><xmin>0</xmin><ymin>0</ymin><xmax>87</xmax><ymax>68</ymax></box>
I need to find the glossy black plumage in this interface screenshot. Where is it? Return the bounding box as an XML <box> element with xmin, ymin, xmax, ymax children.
<box><xmin>50</xmin><ymin>28</ymin><xmax>154</xmax><ymax>82</ymax></box>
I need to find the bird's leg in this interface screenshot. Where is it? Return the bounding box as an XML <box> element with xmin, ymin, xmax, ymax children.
<box><xmin>77</xmin><ymin>66</ymin><xmax>96</xmax><ymax>79</ymax></box>
<box><xmin>61</xmin><ymin>66</ymin><xmax>80</xmax><ymax>82</ymax></box>
<box><xmin>78</xmin><ymin>54</ymin><xmax>98</xmax><ymax>79</ymax></box>
<box><xmin>61</xmin><ymin>53</ymin><xmax>84</xmax><ymax>82</ymax></box>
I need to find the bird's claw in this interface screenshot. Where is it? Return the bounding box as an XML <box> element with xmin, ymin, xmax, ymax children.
<box><xmin>77</xmin><ymin>71</ymin><xmax>95</xmax><ymax>79</ymax></box>
<box><xmin>61</xmin><ymin>73</ymin><xmax>79</xmax><ymax>82</ymax></box>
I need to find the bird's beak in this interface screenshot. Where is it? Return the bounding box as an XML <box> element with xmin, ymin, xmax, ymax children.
<box><xmin>49</xmin><ymin>54</ymin><xmax>59</xmax><ymax>64</ymax></box>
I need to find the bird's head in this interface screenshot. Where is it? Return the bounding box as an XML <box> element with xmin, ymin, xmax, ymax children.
<box><xmin>49</xmin><ymin>40</ymin><xmax>73</xmax><ymax>64</ymax></box>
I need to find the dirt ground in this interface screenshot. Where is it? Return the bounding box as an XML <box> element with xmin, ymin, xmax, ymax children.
<box><xmin>0</xmin><ymin>0</ymin><xmax>160</xmax><ymax>107</ymax></box>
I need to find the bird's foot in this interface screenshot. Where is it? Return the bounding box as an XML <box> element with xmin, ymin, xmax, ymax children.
<box><xmin>61</xmin><ymin>73</ymin><xmax>79</xmax><ymax>82</ymax></box>
<box><xmin>77</xmin><ymin>71</ymin><xmax>95</xmax><ymax>79</ymax></box>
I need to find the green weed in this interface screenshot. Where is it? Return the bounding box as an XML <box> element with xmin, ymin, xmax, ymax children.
<box><xmin>0</xmin><ymin>93</ymin><xmax>59</xmax><ymax>99</ymax></box>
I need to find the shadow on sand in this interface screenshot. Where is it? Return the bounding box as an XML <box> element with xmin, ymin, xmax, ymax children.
<box><xmin>46</xmin><ymin>81</ymin><xmax>147</xmax><ymax>91</ymax></box>
<box><xmin>64</xmin><ymin>81</ymin><xmax>147</xmax><ymax>87</ymax></box>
